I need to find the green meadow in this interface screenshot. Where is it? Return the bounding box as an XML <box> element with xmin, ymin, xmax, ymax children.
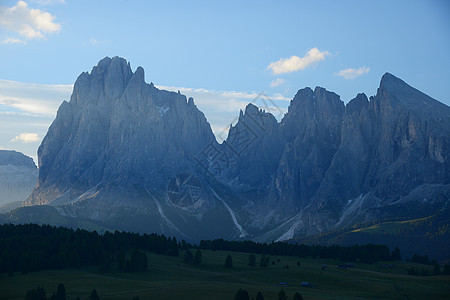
<box><xmin>1</xmin><ymin>249</ymin><xmax>449</xmax><ymax>300</ymax></box>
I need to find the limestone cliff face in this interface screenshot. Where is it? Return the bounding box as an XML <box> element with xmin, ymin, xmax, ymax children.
<box><xmin>247</xmin><ymin>73</ymin><xmax>450</xmax><ymax>239</ymax></box>
<box><xmin>363</xmin><ymin>73</ymin><xmax>449</xmax><ymax>200</ymax></box>
<box><xmin>223</xmin><ymin>73</ymin><xmax>449</xmax><ymax>240</ymax></box>
<box><xmin>219</xmin><ymin>103</ymin><xmax>283</xmax><ymax>194</ymax></box>
<box><xmin>274</xmin><ymin>87</ymin><xmax>345</xmax><ymax>212</ymax></box>
<box><xmin>27</xmin><ymin>57</ymin><xmax>216</xmax><ymax>207</ymax></box>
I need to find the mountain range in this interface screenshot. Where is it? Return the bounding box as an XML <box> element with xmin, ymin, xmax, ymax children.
<box><xmin>3</xmin><ymin>57</ymin><xmax>449</xmax><ymax>255</ymax></box>
<box><xmin>0</xmin><ymin>150</ymin><xmax>38</xmax><ymax>212</ymax></box>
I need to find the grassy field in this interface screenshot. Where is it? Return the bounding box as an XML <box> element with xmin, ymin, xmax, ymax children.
<box><xmin>1</xmin><ymin>249</ymin><xmax>449</xmax><ymax>300</ymax></box>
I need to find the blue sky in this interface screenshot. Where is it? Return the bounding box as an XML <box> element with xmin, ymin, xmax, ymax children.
<box><xmin>0</xmin><ymin>0</ymin><xmax>449</xmax><ymax>163</ymax></box>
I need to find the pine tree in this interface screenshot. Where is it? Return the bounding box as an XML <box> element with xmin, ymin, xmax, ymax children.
<box><xmin>260</xmin><ymin>254</ymin><xmax>270</xmax><ymax>267</ymax></box>
<box><xmin>194</xmin><ymin>249</ymin><xmax>202</xmax><ymax>265</ymax></box>
<box><xmin>169</xmin><ymin>237</ymin><xmax>179</xmax><ymax>257</ymax></box>
<box><xmin>225</xmin><ymin>254</ymin><xmax>233</xmax><ymax>268</ymax></box>
<box><xmin>278</xmin><ymin>289</ymin><xmax>287</xmax><ymax>300</ymax></box>
<box><xmin>248</xmin><ymin>254</ymin><xmax>256</xmax><ymax>266</ymax></box>
<box><xmin>184</xmin><ymin>250</ymin><xmax>194</xmax><ymax>263</ymax></box>
<box><xmin>25</xmin><ymin>286</ymin><xmax>46</xmax><ymax>300</ymax></box>
<box><xmin>432</xmin><ymin>260</ymin><xmax>441</xmax><ymax>275</ymax></box>
<box><xmin>293</xmin><ymin>292</ymin><xmax>303</xmax><ymax>300</ymax></box>
<box><xmin>234</xmin><ymin>288</ymin><xmax>250</xmax><ymax>300</ymax></box>
<box><xmin>442</xmin><ymin>264</ymin><xmax>450</xmax><ymax>275</ymax></box>
<box><xmin>117</xmin><ymin>249</ymin><xmax>126</xmax><ymax>271</ymax></box>
<box><xmin>99</xmin><ymin>251</ymin><xmax>111</xmax><ymax>272</ymax></box>
<box><xmin>90</xmin><ymin>289</ymin><xmax>100</xmax><ymax>300</ymax></box>
<box><xmin>391</xmin><ymin>246</ymin><xmax>401</xmax><ymax>261</ymax></box>
<box><xmin>408</xmin><ymin>267</ymin><xmax>417</xmax><ymax>276</ymax></box>
<box><xmin>56</xmin><ymin>283</ymin><xmax>66</xmax><ymax>300</ymax></box>
<box><xmin>256</xmin><ymin>291</ymin><xmax>264</xmax><ymax>300</ymax></box>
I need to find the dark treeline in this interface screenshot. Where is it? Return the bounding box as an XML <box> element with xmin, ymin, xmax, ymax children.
<box><xmin>199</xmin><ymin>239</ymin><xmax>399</xmax><ymax>263</ymax></box>
<box><xmin>0</xmin><ymin>223</ymin><xmax>180</xmax><ymax>274</ymax></box>
<box><xmin>1</xmin><ymin>223</ymin><xmax>445</xmax><ymax>276</ymax></box>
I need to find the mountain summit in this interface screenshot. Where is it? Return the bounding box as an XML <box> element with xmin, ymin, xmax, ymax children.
<box><xmin>24</xmin><ymin>58</ymin><xmax>450</xmax><ymax>243</ymax></box>
<box><xmin>30</xmin><ymin>57</ymin><xmax>215</xmax><ymax>202</ymax></box>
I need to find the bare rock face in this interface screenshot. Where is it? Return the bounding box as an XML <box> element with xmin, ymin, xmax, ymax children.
<box><xmin>23</xmin><ymin>57</ymin><xmax>450</xmax><ymax>242</ymax></box>
<box><xmin>274</xmin><ymin>87</ymin><xmax>345</xmax><ymax>212</ymax></box>
<box><xmin>363</xmin><ymin>73</ymin><xmax>449</xmax><ymax>200</ymax></box>
<box><xmin>250</xmin><ymin>73</ymin><xmax>450</xmax><ymax>240</ymax></box>
<box><xmin>28</xmin><ymin>57</ymin><xmax>216</xmax><ymax>206</ymax></box>
<box><xmin>25</xmin><ymin>57</ymin><xmax>242</xmax><ymax>240</ymax></box>
<box><xmin>0</xmin><ymin>150</ymin><xmax>38</xmax><ymax>205</ymax></box>
<box><xmin>218</xmin><ymin>103</ymin><xmax>283</xmax><ymax>194</ymax></box>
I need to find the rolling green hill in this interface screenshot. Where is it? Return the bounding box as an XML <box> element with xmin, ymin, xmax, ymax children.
<box><xmin>1</xmin><ymin>249</ymin><xmax>449</xmax><ymax>300</ymax></box>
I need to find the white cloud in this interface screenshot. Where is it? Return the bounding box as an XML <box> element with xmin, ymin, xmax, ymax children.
<box><xmin>0</xmin><ymin>1</ymin><xmax>61</xmax><ymax>40</ymax></box>
<box><xmin>267</xmin><ymin>48</ymin><xmax>330</xmax><ymax>75</ymax></box>
<box><xmin>158</xmin><ymin>86</ymin><xmax>289</xmax><ymax>107</ymax></box>
<box><xmin>82</xmin><ymin>37</ymin><xmax>111</xmax><ymax>46</ymax></box>
<box><xmin>83</xmin><ymin>37</ymin><xmax>104</xmax><ymax>46</ymax></box>
<box><xmin>270</xmin><ymin>78</ymin><xmax>285</xmax><ymax>87</ymax></box>
<box><xmin>0</xmin><ymin>79</ymin><xmax>72</xmax><ymax>115</ymax></box>
<box><xmin>157</xmin><ymin>85</ymin><xmax>289</xmax><ymax>142</ymax></box>
<box><xmin>336</xmin><ymin>66</ymin><xmax>370</xmax><ymax>79</ymax></box>
<box><xmin>1</xmin><ymin>37</ymin><xmax>26</xmax><ymax>44</ymax></box>
<box><xmin>0</xmin><ymin>78</ymin><xmax>290</xmax><ymax>150</ymax></box>
<box><xmin>10</xmin><ymin>132</ymin><xmax>40</xmax><ymax>143</ymax></box>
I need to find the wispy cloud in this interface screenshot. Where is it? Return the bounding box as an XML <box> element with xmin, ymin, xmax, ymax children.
<box><xmin>157</xmin><ymin>85</ymin><xmax>289</xmax><ymax>142</ymax></box>
<box><xmin>0</xmin><ymin>79</ymin><xmax>72</xmax><ymax>115</ymax></box>
<box><xmin>83</xmin><ymin>37</ymin><xmax>107</xmax><ymax>46</ymax></box>
<box><xmin>0</xmin><ymin>78</ymin><xmax>290</xmax><ymax>146</ymax></box>
<box><xmin>336</xmin><ymin>66</ymin><xmax>370</xmax><ymax>79</ymax></box>
<box><xmin>10</xmin><ymin>132</ymin><xmax>40</xmax><ymax>143</ymax></box>
<box><xmin>0</xmin><ymin>1</ymin><xmax>61</xmax><ymax>41</ymax></box>
<box><xmin>267</xmin><ymin>47</ymin><xmax>330</xmax><ymax>75</ymax></box>
<box><xmin>1</xmin><ymin>37</ymin><xmax>26</xmax><ymax>45</ymax></box>
<box><xmin>270</xmin><ymin>78</ymin><xmax>285</xmax><ymax>87</ymax></box>
<box><xmin>158</xmin><ymin>86</ymin><xmax>289</xmax><ymax>108</ymax></box>
<box><xmin>0</xmin><ymin>79</ymin><xmax>68</xmax><ymax>162</ymax></box>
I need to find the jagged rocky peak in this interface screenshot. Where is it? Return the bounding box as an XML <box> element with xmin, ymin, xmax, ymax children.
<box><xmin>243</xmin><ymin>103</ymin><xmax>259</xmax><ymax>114</ymax></box>
<box><xmin>375</xmin><ymin>72</ymin><xmax>415</xmax><ymax>107</ymax></box>
<box><xmin>284</xmin><ymin>87</ymin><xmax>313</xmax><ymax>115</ymax></box>
<box><xmin>345</xmin><ymin>93</ymin><xmax>369</xmax><ymax>115</ymax></box>
<box><xmin>279</xmin><ymin>86</ymin><xmax>345</xmax><ymax>147</ymax></box>
<box><xmin>237</xmin><ymin>103</ymin><xmax>277</xmax><ymax>125</ymax></box>
<box><xmin>71</xmin><ymin>56</ymin><xmax>142</xmax><ymax>106</ymax></box>
<box><xmin>283</xmin><ymin>86</ymin><xmax>344</xmax><ymax>124</ymax></box>
<box><xmin>379</xmin><ymin>72</ymin><xmax>404</xmax><ymax>88</ymax></box>
<box><xmin>373</xmin><ymin>72</ymin><xmax>450</xmax><ymax>121</ymax></box>
<box><xmin>228</xmin><ymin>103</ymin><xmax>278</xmax><ymax>143</ymax></box>
<box><xmin>29</xmin><ymin>56</ymin><xmax>216</xmax><ymax>206</ymax></box>
<box><xmin>237</xmin><ymin>103</ymin><xmax>266</xmax><ymax>118</ymax></box>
